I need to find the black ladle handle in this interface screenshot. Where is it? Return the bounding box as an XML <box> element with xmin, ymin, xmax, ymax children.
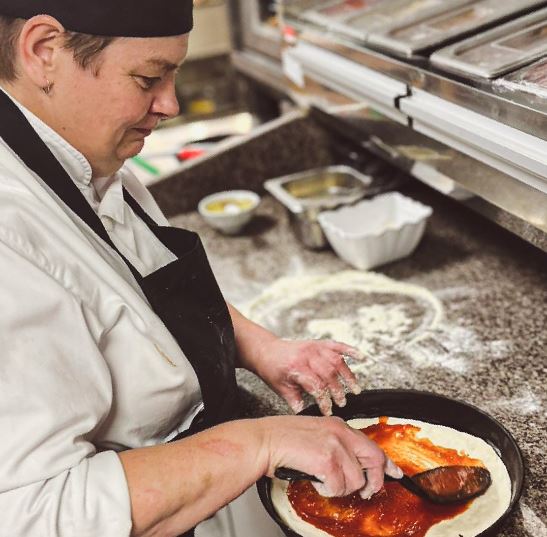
<box><xmin>274</xmin><ymin>467</ymin><xmax>422</xmax><ymax>498</ymax></box>
<box><xmin>274</xmin><ymin>467</ymin><xmax>399</xmax><ymax>484</ymax></box>
<box><xmin>274</xmin><ymin>467</ymin><xmax>322</xmax><ymax>482</ymax></box>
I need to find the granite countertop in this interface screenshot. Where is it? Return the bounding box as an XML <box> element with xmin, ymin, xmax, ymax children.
<box><xmin>169</xmin><ymin>181</ymin><xmax>547</xmax><ymax>537</ymax></box>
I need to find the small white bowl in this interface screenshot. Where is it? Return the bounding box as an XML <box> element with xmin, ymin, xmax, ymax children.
<box><xmin>198</xmin><ymin>190</ymin><xmax>260</xmax><ymax>235</ymax></box>
<box><xmin>318</xmin><ymin>192</ymin><xmax>432</xmax><ymax>270</ymax></box>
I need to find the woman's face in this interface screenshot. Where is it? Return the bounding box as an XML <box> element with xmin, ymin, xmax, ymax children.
<box><xmin>48</xmin><ymin>34</ymin><xmax>188</xmax><ymax>177</ymax></box>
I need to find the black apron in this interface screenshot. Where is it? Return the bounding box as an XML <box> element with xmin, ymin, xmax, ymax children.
<box><xmin>0</xmin><ymin>91</ymin><xmax>239</xmax><ymax>536</ymax></box>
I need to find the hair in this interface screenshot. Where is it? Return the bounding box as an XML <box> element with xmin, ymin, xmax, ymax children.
<box><xmin>0</xmin><ymin>15</ymin><xmax>116</xmax><ymax>81</ymax></box>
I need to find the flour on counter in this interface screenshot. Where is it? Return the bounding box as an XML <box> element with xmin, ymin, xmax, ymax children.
<box><xmin>307</xmin><ymin>303</ymin><xmax>412</xmax><ymax>355</ymax></box>
<box><xmin>487</xmin><ymin>390</ymin><xmax>542</xmax><ymax>416</ymax></box>
<box><xmin>406</xmin><ymin>325</ymin><xmax>511</xmax><ymax>375</ymax></box>
<box><xmin>244</xmin><ymin>271</ymin><xmax>511</xmax><ymax>377</ymax></box>
<box><xmin>520</xmin><ymin>501</ymin><xmax>547</xmax><ymax>537</ymax></box>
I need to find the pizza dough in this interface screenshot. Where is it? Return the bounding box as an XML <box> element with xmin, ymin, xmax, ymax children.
<box><xmin>271</xmin><ymin>417</ymin><xmax>512</xmax><ymax>537</ymax></box>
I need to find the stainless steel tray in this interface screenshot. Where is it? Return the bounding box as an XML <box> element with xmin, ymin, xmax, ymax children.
<box><xmin>265</xmin><ymin>165</ymin><xmax>372</xmax><ymax>211</ymax></box>
<box><xmin>431</xmin><ymin>8</ymin><xmax>547</xmax><ymax>78</ymax></box>
<box><xmin>368</xmin><ymin>0</ymin><xmax>547</xmax><ymax>57</ymax></box>
<box><xmin>284</xmin><ymin>0</ymin><xmax>319</xmax><ymax>20</ymax></box>
<box><xmin>264</xmin><ymin>165</ymin><xmax>372</xmax><ymax>249</ymax></box>
<box><xmin>340</xmin><ymin>0</ymin><xmax>472</xmax><ymax>42</ymax></box>
<box><xmin>300</xmin><ymin>0</ymin><xmax>381</xmax><ymax>30</ymax></box>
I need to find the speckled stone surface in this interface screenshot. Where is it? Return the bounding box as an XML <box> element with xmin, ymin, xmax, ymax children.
<box><xmin>167</xmin><ymin>181</ymin><xmax>546</xmax><ymax>537</ymax></box>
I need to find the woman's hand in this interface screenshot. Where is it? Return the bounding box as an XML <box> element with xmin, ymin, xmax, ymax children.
<box><xmin>261</xmin><ymin>415</ymin><xmax>403</xmax><ymax>499</ymax></box>
<box><xmin>253</xmin><ymin>337</ymin><xmax>364</xmax><ymax>416</ymax></box>
<box><xmin>120</xmin><ymin>415</ymin><xmax>403</xmax><ymax>536</ymax></box>
<box><xmin>228</xmin><ymin>303</ymin><xmax>365</xmax><ymax>416</ymax></box>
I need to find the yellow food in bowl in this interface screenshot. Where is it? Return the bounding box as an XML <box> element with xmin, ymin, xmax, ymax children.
<box><xmin>205</xmin><ymin>198</ymin><xmax>255</xmax><ymax>214</ymax></box>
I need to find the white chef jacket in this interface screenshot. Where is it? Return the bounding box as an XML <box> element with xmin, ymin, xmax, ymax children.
<box><xmin>0</xmin><ymin>90</ymin><xmax>204</xmax><ymax>536</ymax></box>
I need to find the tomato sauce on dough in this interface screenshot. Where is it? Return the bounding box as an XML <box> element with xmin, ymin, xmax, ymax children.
<box><xmin>287</xmin><ymin>417</ymin><xmax>484</xmax><ymax>537</ymax></box>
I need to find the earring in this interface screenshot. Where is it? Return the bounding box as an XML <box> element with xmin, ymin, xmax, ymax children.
<box><xmin>42</xmin><ymin>79</ymin><xmax>54</xmax><ymax>95</ymax></box>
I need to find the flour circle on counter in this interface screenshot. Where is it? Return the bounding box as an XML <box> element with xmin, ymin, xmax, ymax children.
<box><xmin>271</xmin><ymin>417</ymin><xmax>511</xmax><ymax>537</ymax></box>
<box><xmin>243</xmin><ymin>271</ymin><xmax>444</xmax><ymax>357</ymax></box>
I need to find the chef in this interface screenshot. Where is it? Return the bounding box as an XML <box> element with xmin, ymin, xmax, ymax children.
<box><xmin>0</xmin><ymin>2</ymin><xmax>403</xmax><ymax>536</ymax></box>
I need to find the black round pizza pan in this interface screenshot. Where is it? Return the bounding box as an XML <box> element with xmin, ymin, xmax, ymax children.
<box><xmin>257</xmin><ymin>389</ymin><xmax>524</xmax><ymax>537</ymax></box>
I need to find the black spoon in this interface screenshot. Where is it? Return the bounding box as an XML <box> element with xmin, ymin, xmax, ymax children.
<box><xmin>274</xmin><ymin>465</ymin><xmax>492</xmax><ymax>504</ymax></box>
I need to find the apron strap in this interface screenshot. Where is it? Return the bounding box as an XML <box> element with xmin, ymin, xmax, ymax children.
<box><xmin>123</xmin><ymin>188</ymin><xmax>159</xmax><ymax>228</ymax></box>
<box><xmin>0</xmin><ymin>92</ymin><xmax>115</xmax><ymax>248</ymax></box>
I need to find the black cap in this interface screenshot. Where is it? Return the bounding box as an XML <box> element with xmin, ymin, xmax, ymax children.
<box><xmin>0</xmin><ymin>0</ymin><xmax>194</xmax><ymax>37</ymax></box>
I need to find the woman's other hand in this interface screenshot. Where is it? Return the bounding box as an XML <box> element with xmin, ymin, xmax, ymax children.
<box><xmin>261</xmin><ymin>415</ymin><xmax>403</xmax><ymax>499</ymax></box>
<box><xmin>254</xmin><ymin>338</ymin><xmax>364</xmax><ymax>416</ymax></box>
<box><xmin>228</xmin><ymin>303</ymin><xmax>365</xmax><ymax>416</ymax></box>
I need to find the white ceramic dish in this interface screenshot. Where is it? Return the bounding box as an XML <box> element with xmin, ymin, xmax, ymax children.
<box><xmin>318</xmin><ymin>192</ymin><xmax>432</xmax><ymax>269</ymax></box>
<box><xmin>198</xmin><ymin>190</ymin><xmax>260</xmax><ymax>235</ymax></box>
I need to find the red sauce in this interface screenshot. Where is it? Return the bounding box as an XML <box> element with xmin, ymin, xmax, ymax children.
<box><xmin>367</xmin><ymin>416</ymin><xmax>483</xmax><ymax>477</ymax></box>
<box><xmin>287</xmin><ymin>417</ymin><xmax>484</xmax><ymax>537</ymax></box>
